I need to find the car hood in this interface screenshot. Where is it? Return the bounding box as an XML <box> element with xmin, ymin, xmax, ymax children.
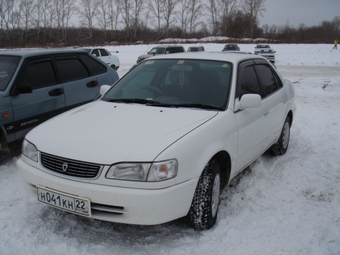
<box><xmin>27</xmin><ymin>100</ymin><xmax>217</xmax><ymax>164</ymax></box>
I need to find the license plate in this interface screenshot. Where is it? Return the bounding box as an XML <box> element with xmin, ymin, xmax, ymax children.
<box><xmin>37</xmin><ymin>186</ymin><xmax>91</xmax><ymax>217</ymax></box>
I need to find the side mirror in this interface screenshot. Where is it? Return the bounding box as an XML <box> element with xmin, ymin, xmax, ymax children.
<box><xmin>100</xmin><ymin>85</ymin><xmax>111</xmax><ymax>96</ymax></box>
<box><xmin>16</xmin><ymin>83</ymin><xmax>32</xmax><ymax>94</ymax></box>
<box><xmin>239</xmin><ymin>94</ymin><xmax>261</xmax><ymax>109</ymax></box>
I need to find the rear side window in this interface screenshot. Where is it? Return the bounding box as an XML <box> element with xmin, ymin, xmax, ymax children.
<box><xmin>55</xmin><ymin>56</ymin><xmax>90</xmax><ymax>83</ymax></box>
<box><xmin>99</xmin><ymin>49</ymin><xmax>109</xmax><ymax>56</ymax></box>
<box><xmin>18</xmin><ymin>59</ymin><xmax>57</xmax><ymax>89</ymax></box>
<box><xmin>168</xmin><ymin>47</ymin><xmax>184</xmax><ymax>53</ymax></box>
<box><xmin>254</xmin><ymin>64</ymin><xmax>282</xmax><ymax>97</ymax></box>
<box><xmin>79</xmin><ymin>54</ymin><xmax>107</xmax><ymax>75</ymax></box>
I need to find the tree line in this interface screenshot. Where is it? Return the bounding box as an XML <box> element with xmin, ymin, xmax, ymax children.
<box><xmin>0</xmin><ymin>0</ymin><xmax>339</xmax><ymax>48</ymax></box>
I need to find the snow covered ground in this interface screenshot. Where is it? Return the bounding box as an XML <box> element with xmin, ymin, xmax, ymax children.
<box><xmin>1</xmin><ymin>42</ymin><xmax>340</xmax><ymax>255</ymax></box>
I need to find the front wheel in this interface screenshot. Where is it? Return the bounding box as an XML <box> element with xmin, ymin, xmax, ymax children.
<box><xmin>189</xmin><ymin>159</ymin><xmax>221</xmax><ymax>230</ymax></box>
<box><xmin>271</xmin><ymin>116</ymin><xmax>291</xmax><ymax>155</ymax></box>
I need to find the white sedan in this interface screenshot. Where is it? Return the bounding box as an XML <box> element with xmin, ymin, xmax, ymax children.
<box><xmin>17</xmin><ymin>52</ymin><xmax>296</xmax><ymax>230</ymax></box>
<box><xmin>83</xmin><ymin>47</ymin><xmax>120</xmax><ymax>70</ymax></box>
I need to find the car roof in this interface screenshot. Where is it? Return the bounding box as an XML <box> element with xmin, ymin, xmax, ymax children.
<box><xmin>145</xmin><ymin>51</ymin><xmax>264</xmax><ymax>63</ymax></box>
<box><xmin>0</xmin><ymin>48</ymin><xmax>87</xmax><ymax>57</ymax></box>
<box><xmin>153</xmin><ymin>45</ymin><xmax>184</xmax><ymax>48</ymax></box>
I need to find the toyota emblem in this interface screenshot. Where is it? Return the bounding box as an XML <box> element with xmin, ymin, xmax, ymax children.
<box><xmin>62</xmin><ymin>162</ymin><xmax>69</xmax><ymax>172</ymax></box>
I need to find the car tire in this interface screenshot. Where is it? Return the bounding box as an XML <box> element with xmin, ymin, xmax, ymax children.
<box><xmin>111</xmin><ymin>65</ymin><xmax>118</xmax><ymax>70</ymax></box>
<box><xmin>271</xmin><ymin>116</ymin><xmax>291</xmax><ymax>155</ymax></box>
<box><xmin>189</xmin><ymin>159</ymin><xmax>221</xmax><ymax>230</ymax></box>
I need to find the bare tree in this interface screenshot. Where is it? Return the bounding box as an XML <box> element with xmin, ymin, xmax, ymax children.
<box><xmin>62</xmin><ymin>0</ymin><xmax>76</xmax><ymax>40</ymax></box>
<box><xmin>97</xmin><ymin>0</ymin><xmax>110</xmax><ymax>39</ymax></box>
<box><xmin>121</xmin><ymin>0</ymin><xmax>132</xmax><ymax>40</ymax></box>
<box><xmin>187</xmin><ymin>0</ymin><xmax>203</xmax><ymax>34</ymax></box>
<box><xmin>217</xmin><ymin>0</ymin><xmax>237</xmax><ymax>36</ymax></box>
<box><xmin>78</xmin><ymin>0</ymin><xmax>99</xmax><ymax>39</ymax></box>
<box><xmin>177</xmin><ymin>0</ymin><xmax>190</xmax><ymax>36</ymax></box>
<box><xmin>241</xmin><ymin>0</ymin><xmax>266</xmax><ymax>38</ymax></box>
<box><xmin>19</xmin><ymin>0</ymin><xmax>35</xmax><ymax>43</ymax></box>
<box><xmin>0</xmin><ymin>0</ymin><xmax>15</xmax><ymax>39</ymax></box>
<box><xmin>148</xmin><ymin>0</ymin><xmax>163</xmax><ymax>33</ymax></box>
<box><xmin>108</xmin><ymin>0</ymin><xmax>121</xmax><ymax>39</ymax></box>
<box><xmin>162</xmin><ymin>0</ymin><xmax>178</xmax><ymax>37</ymax></box>
<box><xmin>131</xmin><ymin>0</ymin><xmax>145</xmax><ymax>40</ymax></box>
<box><xmin>205</xmin><ymin>0</ymin><xmax>219</xmax><ymax>35</ymax></box>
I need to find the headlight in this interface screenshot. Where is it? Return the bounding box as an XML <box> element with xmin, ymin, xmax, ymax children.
<box><xmin>106</xmin><ymin>160</ymin><xmax>177</xmax><ymax>182</ymax></box>
<box><xmin>22</xmin><ymin>139</ymin><xmax>38</xmax><ymax>162</ymax></box>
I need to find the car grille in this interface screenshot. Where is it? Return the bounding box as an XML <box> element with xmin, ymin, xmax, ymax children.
<box><xmin>41</xmin><ymin>153</ymin><xmax>101</xmax><ymax>178</ymax></box>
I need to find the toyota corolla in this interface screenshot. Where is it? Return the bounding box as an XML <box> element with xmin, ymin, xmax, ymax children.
<box><xmin>17</xmin><ymin>52</ymin><xmax>296</xmax><ymax>230</ymax></box>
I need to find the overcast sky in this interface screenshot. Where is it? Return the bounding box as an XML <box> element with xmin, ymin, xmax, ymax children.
<box><xmin>259</xmin><ymin>0</ymin><xmax>340</xmax><ymax>27</ymax></box>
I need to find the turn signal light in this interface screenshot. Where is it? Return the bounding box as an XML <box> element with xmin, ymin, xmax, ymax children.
<box><xmin>3</xmin><ymin>113</ymin><xmax>10</xmax><ymax>118</ymax></box>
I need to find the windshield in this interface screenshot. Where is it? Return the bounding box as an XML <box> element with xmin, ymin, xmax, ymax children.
<box><xmin>102</xmin><ymin>59</ymin><xmax>232</xmax><ymax>110</ymax></box>
<box><xmin>0</xmin><ymin>55</ymin><xmax>21</xmax><ymax>91</ymax></box>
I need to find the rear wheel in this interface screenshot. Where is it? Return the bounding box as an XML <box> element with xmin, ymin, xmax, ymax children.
<box><xmin>271</xmin><ymin>116</ymin><xmax>291</xmax><ymax>155</ymax></box>
<box><xmin>189</xmin><ymin>159</ymin><xmax>221</xmax><ymax>230</ymax></box>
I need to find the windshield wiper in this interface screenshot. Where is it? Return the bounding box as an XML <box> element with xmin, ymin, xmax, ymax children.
<box><xmin>105</xmin><ymin>98</ymin><xmax>153</xmax><ymax>104</ymax></box>
<box><xmin>103</xmin><ymin>98</ymin><xmax>175</xmax><ymax>107</ymax></box>
<box><xmin>173</xmin><ymin>103</ymin><xmax>221</xmax><ymax>110</ymax></box>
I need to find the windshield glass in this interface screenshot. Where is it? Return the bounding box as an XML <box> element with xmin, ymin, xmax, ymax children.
<box><xmin>102</xmin><ymin>59</ymin><xmax>232</xmax><ymax>110</ymax></box>
<box><xmin>0</xmin><ymin>55</ymin><xmax>21</xmax><ymax>91</ymax></box>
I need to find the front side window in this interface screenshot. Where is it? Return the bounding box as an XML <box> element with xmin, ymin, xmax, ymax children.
<box><xmin>0</xmin><ymin>56</ymin><xmax>21</xmax><ymax>91</ymax></box>
<box><xmin>102</xmin><ymin>59</ymin><xmax>232</xmax><ymax>110</ymax></box>
<box><xmin>237</xmin><ymin>65</ymin><xmax>261</xmax><ymax>99</ymax></box>
<box><xmin>91</xmin><ymin>49</ymin><xmax>100</xmax><ymax>57</ymax></box>
<box><xmin>18</xmin><ymin>59</ymin><xmax>57</xmax><ymax>89</ymax></box>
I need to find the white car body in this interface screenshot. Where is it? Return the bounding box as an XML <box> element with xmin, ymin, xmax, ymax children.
<box><xmin>17</xmin><ymin>52</ymin><xmax>296</xmax><ymax>230</ymax></box>
<box><xmin>84</xmin><ymin>48</ymin><xmax>120</xmax><ymax>70</ymax></box>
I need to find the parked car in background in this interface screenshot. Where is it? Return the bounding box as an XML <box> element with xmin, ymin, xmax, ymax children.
<box><xmin>222</xmin><ymin>43</ymin><xmax>240</xmax><ymax>51</ymax></box>
<box><xmin>82</xmin><ymin>47</ymin><xmax>120</xmax><ymax>70</ymax></box>
<box><xmin>187</xmin><ymin>46</ymin><xmax>205</xmax><ymax>52</ymax></box>
<box><xmin>254</xmin><ymin>44</ymin><xmax>272</xmax><ymax>54</ymax></box>
<box><xmin>254</xmin><ymin>45</ymin><xmax>276</xmax><ymax>63</ymax></box>
<box><xmin>18</xmin><ymin>52</ymin><xmax>296</xmax><ymax>231</ymax></box>
<box><xmin>255</xmin><ymin>48</ymin><xmax>276</xmax><ymax>63</ymax></box>
<box><xmin>0</xmin><ymin>49</ymin><xmax>119</xmax><ymax>154</ymax></box>
<box><xmin>136</xmin><ymin>45</ymin><xmax>185</xmax><ymax>63</ymax></box>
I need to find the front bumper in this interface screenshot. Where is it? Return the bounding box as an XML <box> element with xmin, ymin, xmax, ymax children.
<box><xmin>17</xmin><ymin>157</ymin><xmax>198</xmax><ymax>225</ymax></box>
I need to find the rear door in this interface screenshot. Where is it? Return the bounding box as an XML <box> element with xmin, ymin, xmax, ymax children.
<box><xmin>53</xmin><ymin>54</ymin><xmax>100</xmax><ymax>106</ymax></box>
<box><xmin>10</xmin><ymin>56</ymin><xmax>65</xmax><ymax>140</ymax></box>
<box><xmin>253</xmin><ymin>61</ymin><xmax>286</xmax><ymax>140</ymax></box>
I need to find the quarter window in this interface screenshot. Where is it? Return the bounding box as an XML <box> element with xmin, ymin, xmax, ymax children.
<box><xmin>79</xmin><ymin>54</ymin><xmax>107</xmax><ymax>75</ymax></box>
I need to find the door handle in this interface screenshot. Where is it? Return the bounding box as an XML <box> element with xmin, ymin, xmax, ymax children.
<box><xmin>264</xmin><ymin>111</ymin><xmax>270</xmax><ymax>116</ymax></box>
<box><xmin>49</xmin><ymin>88</ymin><xmax>64</xmax><ymax>96</ymax></box>
<box><xmin>87</xmin><ymin>80</ymin><xmax>98</xmax><ymax>88</ymax></box>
